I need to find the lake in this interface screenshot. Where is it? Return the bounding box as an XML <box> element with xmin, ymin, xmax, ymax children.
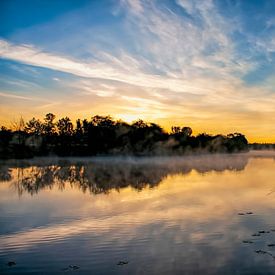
<box><xmin>0</xmin><ymin>152</ymin><xmax>275</xmax><ymax>274</ymax></box>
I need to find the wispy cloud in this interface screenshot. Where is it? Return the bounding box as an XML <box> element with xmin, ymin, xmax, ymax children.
<box><xmin>0</xmin><ymin>91</ymin><xmax>35</xmax><ymax>100</ymax></box>
<box><xmin>0</xmin><ymin>39</ymin><xmax>209</xmax><ymax>95</ymax></box>
<box><xmin>121</xmin><ymin>0</ymin><xmax>252</xmax><ymax>77</ymax></box>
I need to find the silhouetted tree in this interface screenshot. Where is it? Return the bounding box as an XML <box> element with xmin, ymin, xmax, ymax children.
<box><xmin>87</xmin><ymin>115</ymin><xmax>116</xmax><ymax>154</ymax></box>
<box><xmin>75</xmin><ymin>119</ymin><xmax>83</xmax><ymax>136</ymax></box>
<box><xmin>43</xmin><ymin>113</ymin><xmax>56</xmax><ymax>136</ymax></box>
<box><xmin>91</xmin><ymin>115</ymin><xmax>115</xmax><ymax>127</ymax></box>
<box><xmin>0</xmin><ymin>126</ymin><xmax>12</xmax><ymax>158</ymax></box>
<box><xmin>11</xmin><ymin>116</ymin><xmax>25</xmax><ymax>132</ymax></box>
<box><xmin>182</xmin><ymin>127</ymin><xmax>192</xmax><ymax>137</ymax></box>
<box><xmin>226</xmin><ymin>133</ymin><xmax>248</xmax><ymax>152</ymax></box>
<box><xmin>56</xmin><ymin>117</ymin><xmax>74</xmax><ymax>136</ymax></box>
<box><xmin>25</xmin><ymin>118</ymin><xmax>43</xmax><ymax>135</ymax></box>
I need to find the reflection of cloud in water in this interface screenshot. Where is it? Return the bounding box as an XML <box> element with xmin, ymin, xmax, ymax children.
<box><xmin>0</xmin><ymin>154</ymin><xmax>275</xmax><ymax>274</ymax></box>
<box><xmin>0</xmin><ymin>154</ymin><xmax>249</xmax><ymax>195</ymax></box>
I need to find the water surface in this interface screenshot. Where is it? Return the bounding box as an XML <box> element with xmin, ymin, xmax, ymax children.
<box><xmin>0</xmin><ymin>152</ymin><xmax>275</xmax><ymax>274</ymax></box>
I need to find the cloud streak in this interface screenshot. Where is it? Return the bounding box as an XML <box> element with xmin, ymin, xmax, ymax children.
<box><xmin>0</xmin><ymin>91</ymin><xmax>35</xmax><ymax>100</ymax></box>
<box><xmin>0</xmin><ymin>39</ymin><xmax>212</xmax><ymax>95</ymax></box>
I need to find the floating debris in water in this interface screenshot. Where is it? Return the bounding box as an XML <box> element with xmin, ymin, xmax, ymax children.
<box><xmin>258</xmin><ymin>230</ymin><xmax>270</xmax><ymax>234</ymax></box>
<box><xmin>252</xmin><ymin>233</ymin><xmax>261</xmax><ymax>237</ymax></box>
<box><xmin>267</xmin><ymin>244</ymin><xmax>275</xmax><ymax>247</ymax></box>
<box><xmin>117</xmin><ymin>261</ymin><xmax>129</xmax><ymax>266</ymax></box>
<box><xmin>238</xmin><ymin>212</ymin><xmax>254</xmax><ymax>216</ymax></box>
<box><xmin>255</xmin><ymin>250</ymin><xmax>268</xmax><ymax>254</ymax></box>
<box><xmin>243</xmin><ymin>240</ymin><xmax>253</xmax><ymax>244</ymax></box>
<box><xmin>7</xmin><ymin>261</ymin><xmax>16</xmax><ymax>267</ymax></box>
<box><xmin>69</xmin><ymin>265</ymin><xmax>80</xmax><ymax>270</ymax></box>
<box><xmin>255</xmin><ymin>250</ymin><xmax>275</xmax><ymax>260</ymax></box>
<box><xmin>62</xmin><ymin>265</ymin><xmax>80</xmax><ymax>271</ymax></box>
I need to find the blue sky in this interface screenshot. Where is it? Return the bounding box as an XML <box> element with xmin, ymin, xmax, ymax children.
<box><xmin>1</xmin><ymin>0</ymin><xmax>275</xmax><ymax>141</ymax></box>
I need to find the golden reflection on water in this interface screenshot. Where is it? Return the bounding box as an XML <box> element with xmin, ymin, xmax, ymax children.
<box><xmin>0</xmin><ymin>158</ymin><xmax>275</xmax><ymax>246</ymax></box>
<box><xmin>0</xmin><ymin>154</ymin><xmax>275</xmax><ymax>274</ymax></box>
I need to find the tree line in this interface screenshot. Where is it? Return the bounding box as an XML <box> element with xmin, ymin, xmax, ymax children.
<box><xmin>0</xmin><ymin>113</ymin><xmax>248</xmax><ymax>158</ymax></box>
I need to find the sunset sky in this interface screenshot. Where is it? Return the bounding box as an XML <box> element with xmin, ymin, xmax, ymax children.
<box><xmin>1</xmin><ymin>0</ymin><xmax>275</xmax><ymax>142</ymax></box>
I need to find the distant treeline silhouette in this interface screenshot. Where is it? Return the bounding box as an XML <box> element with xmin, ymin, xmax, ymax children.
<box><xmin>0</xmin><ymin>113</ymin><xmax>248</xmax><ymax>158</ymax></box>
<box><xmin>249</xmin><ymin>143</ymin><xmax>275</xmax><ymax>150</ymax></box>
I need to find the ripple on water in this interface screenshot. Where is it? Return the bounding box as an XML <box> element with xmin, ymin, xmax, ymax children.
<box><xmin>1</xmin><ymin>156</ymin><xmax>275</xmax><ymax>274</ymax></box>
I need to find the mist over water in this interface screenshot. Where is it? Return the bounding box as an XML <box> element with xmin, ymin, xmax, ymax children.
<box><xmin>0</xmin><ymin>151</ymin><xmax>275</xmax><ymax>274</ymax></box>
<box><xmin>0</xmin><ymin>153</ymin><xmax>250</xmax><ymax>196</ymax></box>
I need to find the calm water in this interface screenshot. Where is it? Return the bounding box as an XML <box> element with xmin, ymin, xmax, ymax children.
<box><xmin>0</xmin><ymin>152</ymin><xmax>275</xmax><ymax>274</ymax></box>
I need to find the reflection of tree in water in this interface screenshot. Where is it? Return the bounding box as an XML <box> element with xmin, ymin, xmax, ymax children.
<box><xmin>0</xmin><ymin>166</ymin><xmax>12</xmax><ymax>182</ymax></box>
<box><xmin>0</xmin><ymin>155</ymin><xmax>249</xmax><ymax>196</ymax></box>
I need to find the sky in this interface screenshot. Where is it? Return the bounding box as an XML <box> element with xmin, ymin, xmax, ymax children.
<box><xmin>0</xmin><ymin>0</ymin><xmax>275</xmax><ymax>142</ymax></box>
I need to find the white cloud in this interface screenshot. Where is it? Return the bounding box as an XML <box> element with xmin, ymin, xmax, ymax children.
<box><xmin>0</xmin><ymin>38</ymin><xmax>219</xmax><ymax>95</ymax></box>
<box><xmin>121</xmin><ymin>0</ymin><xmax>248</xmax><ymax>78</ymax></box>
